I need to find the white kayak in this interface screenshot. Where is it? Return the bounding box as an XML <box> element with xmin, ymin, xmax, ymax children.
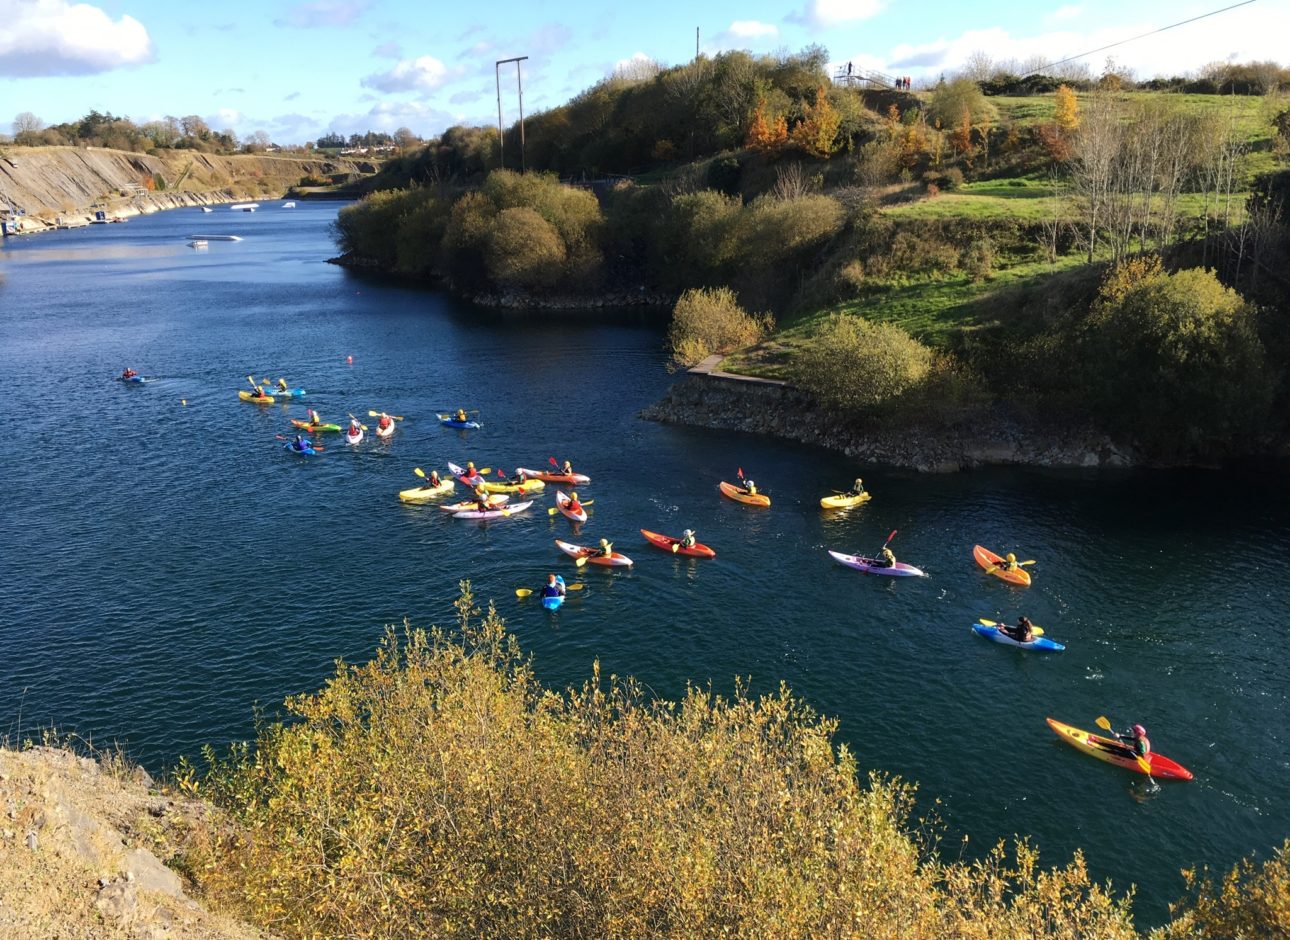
<box><xmin>827</xmin><ymin>550</ymin><xmax>926</xmax><ymax>577</ymax></box>
<box><xmin>376</xmin><ymin>421</ymin><xmax>395</xmax><ymax>439</ymax></box>
<box><xmin>452</xmin><ymin>500</ymin><xmax>533</xmax><ymax>520</ymax></box>
<box><xmin>345</xmin><ymin>427</ymin><xmax>364</xmax><ymax>445</ymax></box>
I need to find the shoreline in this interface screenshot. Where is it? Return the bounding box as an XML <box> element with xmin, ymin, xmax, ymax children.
<box><xmin>641</xmin><ymin>355</ymin><xmax>1139</xmax><ymax>473</ymax></box>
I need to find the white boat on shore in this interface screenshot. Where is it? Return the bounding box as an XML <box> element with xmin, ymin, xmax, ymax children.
<box><xmin>230</xmin><ymin>203</ymin><xmax>260</xmax><ymax>212</ymax></box>
<box><xmin>187</xmin><ymin>234</ymin><xmax>242</xmax><ymax>241</ymax></box>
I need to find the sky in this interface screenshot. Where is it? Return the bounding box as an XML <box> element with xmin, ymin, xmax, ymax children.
<box><xmin>1</xmin><ymin>0</ymin><xmax>1286</xmax><ymax>144</ymax></box>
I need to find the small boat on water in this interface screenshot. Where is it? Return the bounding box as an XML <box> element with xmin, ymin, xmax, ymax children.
<box><xmin>187</xmin><ymin>234</ymin><xmax>242</xmax><ymax>241</ymax></box>
<box><xmin>188</xmin><ymin>240</ymin><xmax>208</xmax><ymax>249</ymax></box>
<box><xmin>282</xmin><ymin>201</ymin><xmax>296</xmax><ymax>208</ymax></box>
<box><xmin>199</xmin><ymin>207</ymin><xmax>213</xmax><ymax>213</ymax></box>
<box><xmin>230</xmin><ymin>203</ymin><xmax>260</xmax><ymax>212</ymax></box>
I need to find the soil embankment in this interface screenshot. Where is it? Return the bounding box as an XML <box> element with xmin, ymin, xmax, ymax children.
<box><xmin>0</xmin><ymin>146</ymin><xmax>371</xmax><ymax>233</ymax></box>
<box><xmin>0</xmin><ymin>746</ymin><xmax>265</xmax><ymax>939</ymax></box>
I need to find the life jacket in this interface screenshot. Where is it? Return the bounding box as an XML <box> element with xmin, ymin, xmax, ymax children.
<box><xmin>568</xmin><ymin>499</ymin><xmax>582</xmax><ymax>513</ymax></box>
<box><xmin>379</xmin><ymin>415</ymin><xmax>391</xmax><ymax>429</ymax></box>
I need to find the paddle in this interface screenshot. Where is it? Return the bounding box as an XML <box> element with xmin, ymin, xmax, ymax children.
<box><xmin>1095</xmin><ymin>716</ymin><xmax>1154</xmax><ymax>777</ymax></box>
<box><xmin>368</xmin><ymin>410</ymin><xmax>405</xmax><ymax>421</ymax></box>
<box><xmin>977</xmin><ymin>618</ymin><xmax>1045</xmax><ymax>637</ymax></box>
<box><xmin>516</xmin><ymin>584</ymin><xmax>585</xmax><ymax>597</ymax></box>
<box><xmin>347</xmin><ymin>413</ymin><xmax>368</xmax><ymax>431</ymax></box>
<box><xmin>548</xmin><ymin>498</ymin><xmax>593</xmax><ymax>515</ymax></box>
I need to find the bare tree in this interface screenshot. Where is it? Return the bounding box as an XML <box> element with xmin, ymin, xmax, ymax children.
<box><xmin>1070</xmin><ymin>93</ymin><xmax>1121</xmax><ymax>263</ymax></box>
<box><xmin>12</xmin><ymin>111</ymin><xmax>42</xmax><ymax>144</ymax></box>
<box><xmin>394</xmin><ymin>126</ymin><xmax>419</xmax><ymax>155</ymax></box>
<box><xmin>959</xmin><ymin>50</ymin><xmax>994</xmax><ymax>83</ymax></box>
<box><xmin>772</xmin><ymin>162</ymin><xmax>811</xmax><ymax>201</ymax></box>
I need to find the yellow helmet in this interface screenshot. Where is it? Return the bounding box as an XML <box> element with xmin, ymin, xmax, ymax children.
<box><xmin>1006</xmin><ymin>552</ymin><xmax>1016</xmax><ymax>563</ymax></box>
<box><xmin>569</xmin><ymin>491</ymin><xmax>578</xmax><ymax>501</ymax></box>
<box><xmin>599</xmin><ymin>538</ymin><xmax>609</xmax><ymax>547</ymax></box>
<box><xmin>467</xmin><ymin>461</ymin><xmax>475</xmax><ymax>469</ymax></box>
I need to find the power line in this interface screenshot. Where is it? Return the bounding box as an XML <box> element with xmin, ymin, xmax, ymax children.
<box><xmin>1034</xmin><ymin>0</ymin><xmax>1258</xmax><ymax>74</ymax></box>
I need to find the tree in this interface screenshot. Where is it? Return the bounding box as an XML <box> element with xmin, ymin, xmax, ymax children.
<box><xmin>486</xmin><ymin>207</ymin><xmax>566</xmax><ymax>289</ymax></box>
<box><xmin>394</xmin><ymin>126</ymin><xmax>419</xmax><ymax>155</ymax></box>
<box><xmin>795</xmin><ymin>315</ymin><xmax>935</xmax><ymax>418</ymax></box>
<box><xmin>1053</xmin><ymin>85</ymin><xmax>1080</xmax><ymax>131</ymax></box>
<box><xmin>790</xmin><ymin>86</ymin><xmax>841</xmax><ymax>158</ymax></box>
<box><xmin>667</xmin><ymin>286</ymin><xmax>772</xmax><ymax>367</ymax></box>
<box><xmin>927</xmin><ymin>78</ymin><xmax>996</xmax><ymax>129</ymax></box>
<box><xmin>180</xmin><ymin>115</ymin><xmax>210</xmax><ymax>140</ymax></box>
<box><xmin>12</xmin><ymin>111</ymin><xmax>42</xmax><ymax>144</ymax></box>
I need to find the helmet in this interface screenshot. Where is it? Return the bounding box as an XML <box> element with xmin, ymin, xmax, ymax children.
<box><xmin>683</xmin><ymin>529</ymin><xmax>694</xmax><ymax>537</ymax></box>
<box><xmin>1132</xmin><ymin>724</ymin><xmax>1146</xmax><ymax>737</ymax></box>
<box><xmin>467</xmin><ymin>461</ymin><xmax>475</xmax><ymax>469</ymax></box>
<box><xmin>599</xmin><ymin>538</ymin><xmax>609</xmax><ymax>547</ymax></box>
<box><xmin>569</xmin><ymin>491</ymin><xmax>578</xmax><ymax>501</ymax></box>
<box><xmin>1006</xmin><ymin>552</ymin><xmax>1016</xmax><ymax>563</ymax></box>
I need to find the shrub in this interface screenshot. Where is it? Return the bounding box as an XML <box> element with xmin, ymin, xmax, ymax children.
<box><xmin>663</xmin><ymin>190</ymin><xmax>742</xmax><ymax>282</ymax></box>
<box><xmin>1159</xmin><ymin>839</ymin><xmax>1290</xmax><ymax>939</ymax></box>
<box><xmin>927</xmin><ymin>78</ymin><xmax>998</xmax><ymax>129</ymax></box>
<box><xmin>667</xmin><ymin>286</ymin><xmax>772</xmax><ymax>367</ymax></box>
<box><xmin>794</xmin><ymin>315</ymin><xmax>935</xmax><ymax>418</ymax></box>
<box><xmin>706</xmin><ymin>156</ymin><xmax>743</xmax><ymax>196</ymax></box>
<box><xmin>486</xmin><ymin>207</ymin><xmax>566</xmax><ymax>289</ymax></box>
<box><xmin>1079</xmin><ymin>266</ymin><xmax>1272</xmax><ymax>454</ymax></box>
<box><xmin>732</xmin><ymin>193</ymin><xmax>844</xmax><ymax>269</ymax></box>
<box><xmin>333</xmin><ymin>188</ymin><xmax>426</xmax><ymax>268</ymax></box>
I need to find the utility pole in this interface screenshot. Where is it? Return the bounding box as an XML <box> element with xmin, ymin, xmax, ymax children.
<box><xmin>695</xmin><ymin>27</ymin><xmax>699</xmax><ymax>60</ymax></box>
<box><xmin>494</xmin><ymin>56</ymin><xmax>529</xmax><ymax>172</ymax></box>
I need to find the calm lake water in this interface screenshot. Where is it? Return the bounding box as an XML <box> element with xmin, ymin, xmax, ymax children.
<box><xmin>1</xmin><ymin>203</ymin><xmax>1285</xmax><ymax>925</ymax></box>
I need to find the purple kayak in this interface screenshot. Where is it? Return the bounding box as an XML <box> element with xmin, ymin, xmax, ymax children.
<box><xmin>828</xmin><ymin>550</ymin><xmax>926</xmax><ymax>577</ymax></box>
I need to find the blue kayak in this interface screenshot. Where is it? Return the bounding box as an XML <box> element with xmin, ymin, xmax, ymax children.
<box><xmin>284</xmin><ymin>441</ymin><xmax>319</xmax><ymax>456</ymax></box>
<box><xmin>119</xmin><ymin>374</ymin><xmax>145</xmax><ymax>384</ymax></box>
<box><xmin>541</xmin><ymin>576</ymin><xmax>566</xmax><ymax>610</ymax></box>
<box><xmin>972</xmin><ymin>623</ymin><xmax>1064</xmax><ymax>652</ymax></box>
<box><xmin>439</xmin><ymin>414</ymin><xmax>482</xmax><ymax>429</ymax></box>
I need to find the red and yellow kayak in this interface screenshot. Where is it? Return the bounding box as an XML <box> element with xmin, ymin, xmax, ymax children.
<box><xmin>640</xmin><ymin>529</ymin><xmax>716</xmax><ymax>558</ymax></box>
<box><xmin>973</xmin><ymin>544</ymin><xmax>1031</xmax><ymax>586</ymax></box>
<box><xmin>719</xmin><ymin>481</ymin><xmax>770</xmax><ymax>507</ymax></box>
<box><xmin>238</xmin><ymin>390</ymin><xmax>275</xmax><ymax>404</ymax></box>
<box><xmin>1046</xmin><ymin>718</ymin><xmax>1193</xmax><ymax>780</ymax></box>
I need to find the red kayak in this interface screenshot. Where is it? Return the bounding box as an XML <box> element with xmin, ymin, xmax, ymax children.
<box><xmin>1046</xmin><ymin>718</ymin><xmax>1194</xmax><ymax>781</ymax></box>
<box><xmin>516</xmin><ymin>466</ymin><xmax>591</xmax><ymax>485</ymax></box>
<box><xmin>640</xmin><ymin>528</ymin><xmax>716</xmax><ymax>559</ymax></box>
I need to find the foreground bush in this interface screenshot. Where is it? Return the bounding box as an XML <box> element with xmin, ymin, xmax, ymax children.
<box><xmin>667</xmin><ymin>286</ymin><xmax>773</xmax><ymax>367</ymax></box>
<box><xmin>795</xmin><ymin>315</ymin><xmax>934</xmax><ymax>416</ymax></box>
<box><xmin>191</xmin><ymin>585</ymin><xmax>1144</xmax><ymax>940</ymax></box>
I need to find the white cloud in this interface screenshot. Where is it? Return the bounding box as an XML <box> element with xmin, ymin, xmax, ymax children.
<box><xmin>0</xmin><ymin>0</ymin><xmax>154</xmax><ymax>76</ymax></box>
<box><xmin>727</xmin><ymin>20</ymin><xmax>779</xmax><ymax>39</ymax></box>
<box><xmin>789</xmin><ymin>0</ymin><xmax>884</xmax><ymax>29</ymax></box>
<box><xmin>276</xmin><ymin>0</ymin><xmax>372</xmax><ymax>28</ymax></box>
<box><xmin>361</xmin><ymin>55</ymin><xmax>456</xmax><ymax>93</ymax></box>
<box><xmin>1047</xmin><ymin>4</ymin><xmax>1083</xmax><ymax>23</ymax></box>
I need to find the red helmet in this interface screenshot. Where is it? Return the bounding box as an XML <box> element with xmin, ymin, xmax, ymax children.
<box><xmin>1132</xmin><ymin>724</ymin><xmax>1146</xmax><ymax>737</ymax></box>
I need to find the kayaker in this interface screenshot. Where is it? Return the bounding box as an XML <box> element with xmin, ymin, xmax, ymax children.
<box><xmin>680</xmin><ymin>529</ymin><xmax>697</xmax><ymax>549</ymax></box>
<box><xmin>455</xmin><ymin>408</ymin><xmax>468</xmax><ymax>423</ymax></box>
<box><xmin>472</xmin><ymin>485</ymin><xmax>493</xmax><ymax>511</ymax></box>
<box><xmin>1005</xmin><ymin>616</ymin><xmax>1035</xmax><ymax>642</ymax></box>
<box><xmin>873</xmin><ymin>547</ymin><xmax>897</xmax><ymax>568</ymax></box>
<box><xmin>427</xmin><ymin>470</ymin><xmax>442</xmax><ymax>487</ymax></box>
<box><xmin>378</xmin><ymin>413</ymin><xmax>392</xmax><ymax>432</ymax></box>
<box><xmin>307</xmin><ymin>408</ymin><xmax>323</xmax><ymax>426</ymax></box>
<box><xmin>348</xmin><ymin>419</ymin><xmax>362</xmax><ymax>435</ymax></box>
<box><xmin>1002</xmin><ymin>552</ymin><xmax>1020</xmax><ymax>572</ymax></box>
<box><xmin>277</xmin><ymin>378</ymin><xmax>288</xmax><ymax>391</ymax></box>
<box><xmin>122</xmin><ymin>367</ymin><xmax>137</xmax><ymax>379</ymax></box>
<box><xmin>850</xmin><ymin>477</ymin><xmax>865</xmax><ymax>496</ymax></box>
<box><xmin>567</xmin><ymin>491</ymin><xmax>583</xmax><ymax>514</ymax></box>
<box><xmin>561</xmin><ymin>460</ymin><xmax>575</xmax><ymax>476</ymax></box>
<box><xmin>598</xmin><ymin>538</ymin><xmax>614</xmax><ymax>558</ymax></box>
<box><xmin>1117</xmin><ymin>724</ymin><xmax>1151</xmax><ymax>759</ymax></box>
<box><xmin>742</xmin><ymin>479</ymin><xmax>758</xmax><ymax>496</ymax></box>
<box><xmin>465</xmin><ymin>461</ymin><xmax>480</xmax><ymax>483</ymax></box>
<box><xmin>540</xmin><ymin>574</ymin><xmax>566</xmax><ymax>599</ymax></box>
<box><xmin>255</xmin><ymin>385</ymin><xmax>268</xmax><ymax>398</ymax></box>
<box><xmin>291</xmin><ymin>434</ymin><xmax>309</xmax><ymax>452</ymax></box>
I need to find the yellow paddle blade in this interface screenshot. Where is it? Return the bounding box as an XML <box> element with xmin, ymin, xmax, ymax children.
<box><xmin>548</xmin><ymin>507</ymin><xmax>560</xmax><ymax>515</ymax></box>
<box><xmin>367</xmin><ymin>410</ymin><xmax>381</xmax><ymax>417</ymax></box>
<box><xmin>1095</xmin><ymin>716</ymin><xmax>1114</xmax><ymax>732</ymax></box>
<box><xmin>671</xmin><ymin>543</ymin><xmax>679</xmax><ymax>553</ymax></box>
<box><xmin>565</xmin><ymin>583</ymin><xmax>584</xmax><ymax>591</ymax></box>
<box><xmin>515</xmin><ymin>588</ymin><xmax>533</xmax><ymax>597</ymax></box>
<box><xmin>575</xmin><ymin>555</ymin><xmax>588</xmax><ymax>567</ymax></box>
<box><xmin>246</xmin><ymin>375</ymin><xmax>257</xmax><ymax>387</ymax></box>
<box><xmin>1021</xmin><ymin>560</ymin><xmax>1037</xmax><ymax>566</ymax></box>
<box><xmin>1136</xmin><ymin>754</ymin><xmax>1153</xmax><ymax>775</ymax></box>
<box><xmin>414</xmin><ymin>467</ymin><xmax>426</xmax><ymax>478</ymax></box>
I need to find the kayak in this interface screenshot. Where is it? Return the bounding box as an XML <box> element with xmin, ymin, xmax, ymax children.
<box><xmin>239</xmin><ymin>390</ymin><xmax>275</xmax><ymax>404</ymax></box>
<box><xmin>555</xmin><ymin>491</ymin><xmax>588</xmax><ymax>524</ymax></box>
<box><xmin>453</xmin><ymin>500</ymin><xmax>532</xmax><ymax>520</ymax></box>
<box><xmin>440</xmin><ymin>495</ymin><xmax>509</xmax><ymax>512</ymax></box>
<box><xmin>479</xmin><ymin>478</ymin><xmax>545</xmax><ymax>495</ymax></box>
<box><xmin>345</xmin><ymin>427</ymin><xmax>364</xmax><ymax>445</ymax></box>
<box><xmin>290</xmin><ymin>419</ymin><xmax>342</xmax><ymax>434</ymax></box>
<box><xmin>972</xmin><ymin>623</ymin><xmax>1064</xmax><ymax>652</ymax></box>
<box><xmin>398</xmin><ymin>478</ymin><xmax>455</xmax><ymax>503</ymax></box>
<box><xmin>375</xmin><ymin>421</ymin><xmax>395</xmax><ymax>439</ymax></box>
<box><xmin>974</xmin><ymin>545</ymin><xmax>1031</xmax><ymax>586</ymax></box>
<box><xmin>541</xmin><ymin>576</ymin><xmax>567</xmax><ymax>610</ymax></box>
<box><xmin>820</xmin><ymin>492</ymin><xmax>871</xmax><ymax>510</ymax></box>
<box><xmin>1046</xmin><ymin>718</ymin><xmax>1193</xmax><ymax>781</ymax></box>
<box><xmin>555</xmin><ymin>538</ymin><xmax>633</xmax><ymax>567</ymax></box>
<box><xmin>719</xmin><ymin>481</ymin><xmax>770</xmax><ymax>507</ymax></box>
<box><xmin>283</xmin><ymin>441</ymin><xmax>318</xmax><ymax>456</ymax></box>
<box><xmin>516</xmin><ymin>467</ymin><xmax>592</xmax><ymax>485</ymax></box>
<box><xmin>447</xmin><ymin>461</ymin><xmax>486</xmax><ymax>487</ymax></box>
<box><xmin>827</xmin><ymin>550</ymin><xmax>925</xmax><ymax>577</ymax></box>
<box><xmin>119</xmin><ymin>374</ymin><xmax>146</xmax><ymax>384</ymax></box>
<box><xmin>640</xmin><ymin>528</ymin><xmax>717</xmax><ymax>559</ymax></box>
<box><xmin>439</xmin><ymin>415</ymin><xmax>482</xmax><ymax>429</ymax></box>
<box><xmin>266</xmin><ymin>387</ymin><xmax>306</xmax><ymax>399</ymax></box>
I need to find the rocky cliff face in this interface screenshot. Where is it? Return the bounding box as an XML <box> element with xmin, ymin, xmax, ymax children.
<box><xmin>0</xmin><ymin>146</ymin><xmax>366</xmax><ymax>231</ymax></box>
<box><xmin>0</xmin><ymin>746</ymin><xmax>266</xmax><ymax>939</ymax></box>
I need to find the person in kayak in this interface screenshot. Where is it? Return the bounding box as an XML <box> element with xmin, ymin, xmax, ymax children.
<box><xmin>742</xmin><ymin>479</ymin><xmax>758</xmax><ymax>496</ymax></box>
<box><xmin>348</xmin><ymin>419</ymin><xmax>362</xmax><ymax>435</ymax></box>
<box><xmin>1001</xmin><ymin>552</ymin><xmax>1021</xmax><ymax>572</ymax></box>
<box><xmin>427</xmin><ymin>469</ymin><xmax>442</xmax><ymax>487</ymax></box>
<box><xmin>540</xmin><ymin>574</ymin><xmax>566</xmax><ymax>600</ymax></box>
<box><xmin>598</xmin><ymin>538</ymin><xmax>614</xmax><ymax>558</ymax></box>
<box><xmin>378</xmin><ymin>413</ymin><xmax>392</xmax><ymax>432</ymax></box>
<box><xmin>455</xmin><ymin>408</ymin><xmax>469</xmax><ymax>423</ymax></box>
<box><xmin>122</xmin><ymin>367</ymin><xmax>137</xmax><ymax>379</ymax></box>
<box><xmin>1004</xmin><ymin>616</ymin><xmax>1035</xmax><ymax>642</ymax></box>
<box><xmin>291</xmin><ymin>434</ymin><xmax>311</xmax><ymax>452</ymax></box>
<box><xmin>472</xmin><ymin>485</ymin><xmax>494</xmax><ymax>511</ymax></box>
<box><xmin>561</xmin><ymin>460</ymin><xmax>575</xmax><ymax>476</ymax></box>
<box><xmin>872</xmin><ymin>547</ymin><xmax>897</xmax><ymax>568</ymax></box>
<box><xmin>464</xmin><ymin>461</ymin><xmax>481</xmax><ymax>483</ymax></box>
<box><xmin>306</xmin><ymin>408</ymin><xmax>323</xmax><ymax>426</ymax></box>
<box><xmin>1116</xmin><ymin>724</ymin><xmax>1151</xmax><ymax>759</ymax></box>
<box><xmin>277</xmin><ymin>378</ymin><xmax>289</xmax><ymax>391</ymax></box>
<box><xmin>680</xmin><ymin>529</ymin><xmax>697</xmax><ymax>549</ymax></box>
<box><xmin>850</xmin><ymin>477</ymin><xmax>865</xmax><ymax>496</ymax></box>
<box><xmin>567</xmin><ymin>491</ymin><xmax>583</xmax><ymax>514</ymax></box>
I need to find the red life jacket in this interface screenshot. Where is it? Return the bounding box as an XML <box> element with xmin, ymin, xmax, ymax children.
<box><xmin>379</xmin><ymin>416</ymin><xmax>391</xmax><ymax>429</ymax></box>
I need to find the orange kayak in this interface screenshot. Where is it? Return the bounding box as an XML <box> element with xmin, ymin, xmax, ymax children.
<box><xmin>1046</xmin><ymin>718</ymin><xmax>1193</xmax><ymax>780</ymax></box>
<box><xmin>973</xmin><ymin>544</ymin><xmax>1031</xmax><ymax>586</ymax></box>
<box><xmin>719</xmin><ymin>481</ymin><xmax>770</xmax><ymax>507</ymax></box>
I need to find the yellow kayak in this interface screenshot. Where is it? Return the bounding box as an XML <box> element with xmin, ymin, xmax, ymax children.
<box><xmin>480</xmin><ymin>478</ymin><xmax>546</xmax><ymax>495</ymax></box>
<box><xmin>719</xmin><ymin>481</ymin><xmax>770</xmax><ymax>507</ymax></box>
<box><xmin>398</xmin><ymin>478</ymin><xmax>455</xmax><ymax>503</ymax></box>
<box><xmin>820</xmin><ymin>492</ymin><xmax>871</xmax><ymax>510</ymax></box>
<box><xmin>238</xmin><ymin>390</ymin><xmax>275</xmax><ymax>404</ymax></box>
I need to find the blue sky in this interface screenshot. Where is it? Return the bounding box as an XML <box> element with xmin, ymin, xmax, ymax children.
<box><xmin>1</xmin><ymin>0</ymin><xmax>1284</xmax><ymax>143</ymax></box>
